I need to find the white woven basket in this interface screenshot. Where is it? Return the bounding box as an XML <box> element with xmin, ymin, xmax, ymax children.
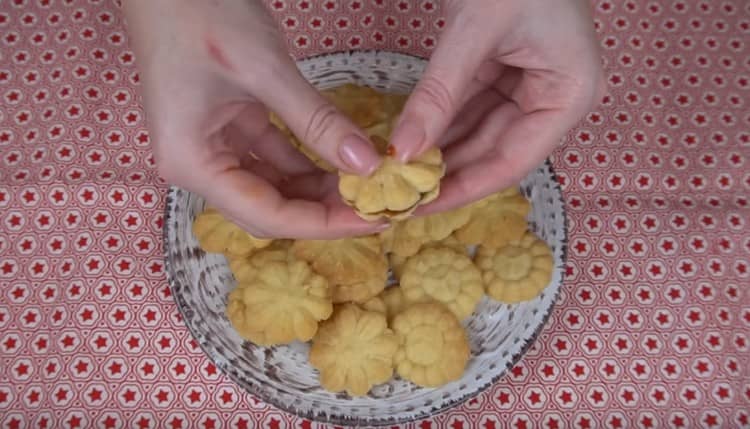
<box><xmin>164</xmin><ymin>51</ymin><xmax>567</xmax><ymax>426</ymax></box>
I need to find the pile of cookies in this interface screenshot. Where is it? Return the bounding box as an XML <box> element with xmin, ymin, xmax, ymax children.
<box><xmin>191</xmin><ymin>84</ymin><xmax>554</xmax><ymax>396</ymax></box>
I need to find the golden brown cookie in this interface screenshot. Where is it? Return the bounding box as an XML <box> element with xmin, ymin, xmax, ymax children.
<box><xmin>392</xmin><ymin>302</ymin><xmax>470</xmax><ymax>388</ymax></box>
<box><xmin>228</xmin><ymin>241</ymin><xmax>293</xmax><ymax>283</ymax></box>
<box><xmin>386</xmin><ymin>206</ymin><xmax>472</xmax><ymax>258</ymax></box>
<box><xmin>379</xmin><ymin>286</ymin><xmax>407</xmax><ymax>321</ymax></box>
<box><xmin>339</xmin><ymin>141</ymin><xmax>446</xmax><ymax>221</ymax></box>
<box><xmin>475</xmin><ymin>231</ymin><xmax>553</xmax><ymax>303</ymax></box>
<box><xmin>309</xmin><ymin>304</ymin><xmax>398</xmax><ymax>396</ymax></box>
<box><xmin>226</xmin><ymin>260</ymin><xmax>332</xmax><ymax>345</ymax></box>
<box><xmin>331</xmin><ymin>272</ymin><xmax>388</xmax><ymax>304</ymax></box>
<box><xmin>454</xmin><ymin>189</ymin><xmax>530</xmax><ymax>248</ymax></box>
<box><xmin>361</xmin><ymin>295</ymin><xmax>387</xmax><ymax>314</ymax></box>
<box><xmin>322</xmin><ymin>84</ymin><xmax>383</xmax><ymax>127</ymax></box>
<box><xmin>389</xmin><ymin>235</ymin><xmax>467</xmax><ymax>280</ymax></box>
<box><xmin>192</xmin><ymin>208</ymin><xmax>272</xmax><ymax>257</ymax></box>
<box><xmin>292</xmin><ymin>236</ymin><xmax>388</xmax><ymax>303</ymax></box>
<box><xmin>400</xmin><ymin>247</ymin><xmax>483</xmax><ymax>320</ymax></box>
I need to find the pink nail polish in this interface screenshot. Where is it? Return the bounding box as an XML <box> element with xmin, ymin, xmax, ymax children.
<box><xmin>339</xmin><ymin>136</ymin><xmax>380</xmax><ymax>175</ymax></box>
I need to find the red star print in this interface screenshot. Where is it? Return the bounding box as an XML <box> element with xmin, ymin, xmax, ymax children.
<box><xmin>122</xmin><ymin>389</ymin><xmax>136</xmax><ymax>403</ymax></box>
<box><xmin>108</xmin><ymin>361</ymin><xmax>122</xmax><ymax>375</ymax></box>
<box><xmin>126</xmin><ymin>335</ymin><xmax>140</xmax><ymax>349</ymax></box>
<box><xmin>584</xmin><ymin>338</ymin><xmax>599</xmax><ymax>351</ymax></box>
<box><xmin>93</xmin><ymin>336</ymin><xmax>107</xmax><ymax>349</ymax></box>
<box><xmin>125</xmin><ymin>215</ymin><xmax>139</xmax><ymax>227</ymax></box>
<box><xmin>571</xmin><ymin>364</ymin><xmax>585</xmax><ymax>377</ymax></box>
<box><xmin>172</xmin><ymin>362</ymin><xmax>186</xmax><ymax>376</ymax></box>
<box><xmin>55</xmin><ymin>387</ymin><xmax>68</xmax><ymax>402</ymax></box>
<box><xmin>14</xmin><ymin>363</ymin><xmax>29</xmax><ymax>376</ymax></box>
<box><xmin>674</xmin><ymin>337</ymin><xmax>689</xmax><ymax>350</ymax></box>
<box><xmin>651</xmin><ymin>389</ymin><xmax>665</xmax><ymax>402</ymax></box>
<box><xmin>155</xmin><ymin>389</ymin><xmax>169</xmax><ymax>403</ymax></box>
<box><xmin>136</xmin><ymin>418</ymin><xmax>150</xmax><ymax>429</ymax></box>
<box><xmin>35</xmin><ymin>337</ymin><xmax>47</xmax><ymax>350</ymax></box>
<box><xmin>187</xmin><ymin>389</ymin><xmax>202</xmax><ymax>404</ymax></box>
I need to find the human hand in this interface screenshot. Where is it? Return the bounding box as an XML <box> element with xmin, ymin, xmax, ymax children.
<box><xmin>389</xmin><ymin>0</ymin><xmax>605</xmax><ymax>214</ymax></box>
<box><xmin>123</xmin><ymin>0</ymin><xmax>385</xmax><ymax>239</ymax></box>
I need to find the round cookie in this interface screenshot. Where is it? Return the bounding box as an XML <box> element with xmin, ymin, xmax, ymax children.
<box><xmin>475</xmin><ymin>231</ymin><xmax>553</xmax><ymax>303</ymax></box>
<box><xmin>400</xmin><ymin>247</ymin><xmax>484</xmax><ymax>320</ymax></box>
<box><xmin>309</xmin><ymin>304</ymin><xmax>398</xmax><ymax>396</ymax></box>
<box><xmin>192</xmin><ymin>208</ymin><xmax>272</xmax><ymax>257</ymax></box>
<box><xmin>226</xmin><ymin>260</ymin><xmax>332</xmax><ymax>346</ymax></box>
<box><xmin>392</xmin><ymin>303</ymin><xmax>470</xmax><ymax>388</ymax></box>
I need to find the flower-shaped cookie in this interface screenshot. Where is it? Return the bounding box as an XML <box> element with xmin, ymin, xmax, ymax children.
<box><xmin>331</xmin><ymin>272</ymin><xmax>388</xmax><ymax>304</ymax></box>
<box><xmin>384</xmin><ymin>206</ymin><xmax>472</xmax><ymax>258</ymax></box>
<box><xmin>228</xmin><ymin>241</ymin><xmax>292</xmax><ymax>283</ymax></box>
<box><xmin>454</xmin><ymin>189</ymin><xmax>530</xmax><ymax>248</ymax></box>
<box><xmin>380</xmin><ymin>286</ymin><xmax>407</xmax><ymax>321</ymax></box>
<box><xmin>476</xmin><ymin>231</ymin><xmax>553</xmax><ymax>303</ymax></box>
<box><xmin>226</xmin><ymin>260</ymin><xmax>332</xmax><ymax>345</ymax></box>
<box><xmin>292</xmin><ymin>236</ymin><xmax>388</xmax><ymax>303</ymax></box>
<box><xmin>339</xmin><ymin>141</ymin><xmax>446</xmax><ymax>221</ymax></box>
<box><xmin>392</xmin><ymin>302</ymin><xmax>470</xmax><ymax>388</ymax></box>
<box><xmin>321</xmin><ymin>83</ymin><xmax>385</xmax><ymax>128</ymax></box>
<box><xmin>292</xmin><ymin>236</ymin><xmax>386</xmax><ymax>283</ymax></box>
<box><xmin>309</xmin><ymin>304</ymin><xmax>398</xmax><ymax>396</ymax></box>
<box><xmin>361</xmin><ymin>295</ymin><xmax>387</xmax><ymax>314</ymax></box>
<box><xmin>400</xmin><ymin>247</ymin><xmax>483</xmax><ymax>320</ymax></box>
<box><xmin>193</xmin><ymin>208</ymin><xmax>272</xmax><ymax>257</ymax></box>
<box><xmin>389</xmin><ymin>235</ymin><xmax>467</xmax><ymax>280</ymax></box>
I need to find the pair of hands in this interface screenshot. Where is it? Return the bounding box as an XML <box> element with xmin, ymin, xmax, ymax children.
<box><xmin>123</xmin><ymin>0</ymin><xmax>603</xmax><ymax>239</ymax></box>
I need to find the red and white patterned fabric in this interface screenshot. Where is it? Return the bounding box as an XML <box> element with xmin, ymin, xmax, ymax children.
<box><xmin>1</xmin><ymin>0</ymin><xmax>749</xmax><ymax>428</ymax></box>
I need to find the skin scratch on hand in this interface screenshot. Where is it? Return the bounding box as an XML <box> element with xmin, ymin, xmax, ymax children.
<box><xmin>205</xmin><ymin>37</ymin><xmax>236</xmax><ymax>73</ymax></box>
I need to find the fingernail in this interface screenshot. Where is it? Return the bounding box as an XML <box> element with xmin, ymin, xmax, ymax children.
<box><xmin>375</xmin><ymin>222</ymin><xmax>391</xmax><ymax>231</ymax></box>
<box><xmin>339</xmin><ymin>135</ymin><xmax>381</xmax><ymax>175</ymax></box>
<box><xmin>392</xmin><ymin>119</ymin><xmax>426</xmax><ymax>163</ymax></box>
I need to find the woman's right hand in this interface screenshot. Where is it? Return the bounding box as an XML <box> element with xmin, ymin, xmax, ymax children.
<box><xmin>123</xmin><ymin>0</ymin><xmax>386</xmax><ymax>239</ymax></box>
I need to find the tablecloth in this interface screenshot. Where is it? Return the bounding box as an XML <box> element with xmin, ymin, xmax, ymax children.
<box><xmin>0</xmin><ymin>0</ymin><xmax>748</xmax><ymax>428</ymax></box>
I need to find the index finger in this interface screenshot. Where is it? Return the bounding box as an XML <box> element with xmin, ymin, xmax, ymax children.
<box><xmin>415</xmin><ymin>107</ymin><xmax>579</xmax><ymax>216</ymax></box>
<box><xmin>200</xmin><ymin>167</ymin><xmax>388</xmax><ymax>240</ymax></box>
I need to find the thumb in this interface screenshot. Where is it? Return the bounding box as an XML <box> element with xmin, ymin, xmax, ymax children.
<box><xmin>254</xmin><ymin>62</ymin><xmax>381</xmax><ymax>176</ymax></box>
<box><xmin>390</xmin><ymin>25</ymin><xmax>490</xmax><ymax>163</ymax></box>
